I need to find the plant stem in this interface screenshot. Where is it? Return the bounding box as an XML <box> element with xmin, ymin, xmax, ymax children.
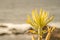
<box><xmin>45</xmin><ymin>27</ymin><xmax>55</xmax><ymax>40</ymax></box>
<box><xmin>38</xmin><ymin>27</ymin><xmax>42</xmax><ymax>40</ymax></box>
<box><xmin>45</xmin><ymin>32</ymin><xmax>51</xmax><ymax>40</ymax></box>
<box><xmin>32</xmin><ymin>35</ymin><xmax>35</xmax><ymax>40</ymax></box>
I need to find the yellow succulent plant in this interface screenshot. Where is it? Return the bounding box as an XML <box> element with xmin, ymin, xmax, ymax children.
<box><xmin>26</xmin><ymin>9</ymin><xmax>54</xmax><ymax>30</ymax></box>
<box><xmin>26</xmin><ymin>8</ymin><xmax>54</xmax><ymax>40</ymax></box>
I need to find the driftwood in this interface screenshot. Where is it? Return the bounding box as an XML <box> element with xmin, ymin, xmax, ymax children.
<box><xmin>0</xmin><ymin>23</ymin><xmax>60</xmax><ymax>40</ymax></box>
<box><xmin>0</xmin><ymin>23</ymin><xmax>32</xmax><ymax>35</ymax></box>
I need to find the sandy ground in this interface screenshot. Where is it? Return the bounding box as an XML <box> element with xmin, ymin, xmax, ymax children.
<box><xmin>0</xmin><ymin>34</ymin><xmax>32</xmax><ymax>40</ymax></box>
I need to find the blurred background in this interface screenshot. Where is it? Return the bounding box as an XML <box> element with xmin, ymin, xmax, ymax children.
<box><xmin>0</xmin><ymin>0</ymin><xmax>60</xmax><ymax>23</ymax></box>
<box><xmin>0</xmin><ymin>0</ymin><xmax>60</xmax><ymax>40</ymax></box>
